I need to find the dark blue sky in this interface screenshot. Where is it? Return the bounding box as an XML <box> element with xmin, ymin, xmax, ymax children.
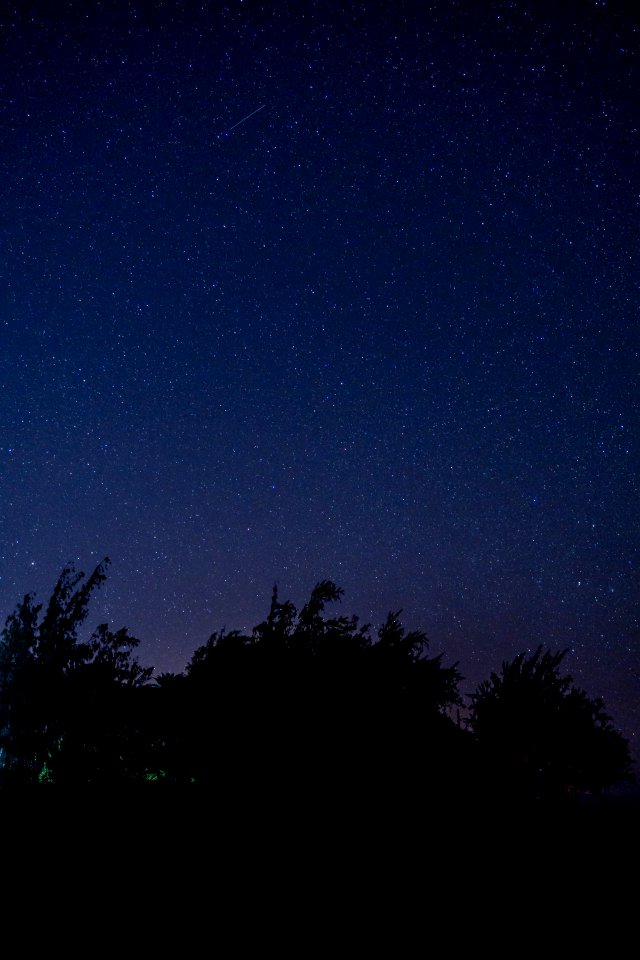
<box><xmin>1</xmin><ymin>2</ymin><xmax>638</xmax><ymax>764</ymax></box>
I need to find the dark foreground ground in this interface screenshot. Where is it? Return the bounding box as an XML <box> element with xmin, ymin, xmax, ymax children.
<box><xmin>3</xmin><ymin>779</ymin><xmax>638</xmax><ymax>848</ymax></box>
<box><xmin>2</xmin><ymin>781</ymin><xmax>637</xmax><ymax>941</ymax></box>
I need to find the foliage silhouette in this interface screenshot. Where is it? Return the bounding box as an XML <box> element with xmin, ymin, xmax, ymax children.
<box><xmin>467</xmin><ymin>646</ymin><xmax>633</xmax><ymax>804</ymax></box>
<box><xmin>0</xmin><ymin>558</ymin><xmax>152</xmax><ymax>785</ymax></box>
<box><xmin>162</xmin><ymin>580</ymin><xmax>468</xmax><ymax>799</ymax></box>
<box><xmin>0</xmin><ymin>565</ymin><xmax>633</xmax><ymax>810</ymax></box>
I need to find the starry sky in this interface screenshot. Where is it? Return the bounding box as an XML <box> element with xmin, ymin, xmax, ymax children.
<box><xmin>1</xmin><ymin>2</ymin><xmax>638</xmax><ymax>767</ymax></box>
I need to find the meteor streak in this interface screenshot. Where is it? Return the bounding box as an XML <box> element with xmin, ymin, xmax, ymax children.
<box><xmin>224</xmin><ymin>104</ymin><xmax>266</xmax><ymax>134</ymax></box>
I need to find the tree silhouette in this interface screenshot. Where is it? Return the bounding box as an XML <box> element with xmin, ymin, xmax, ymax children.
<box><xmin>1</xmin><ymin>565</ymin><xmax>633</xmax><ymax>808</ymax></box>
<box><xmin>467</xmin><ymin>646</ymin><xmax>633</xmax><ymax>804</ymax></box>
<box><xmin>170</xmin><ymin>581</ymin><xmax>466</xmax><ymax>798</ymax></box>
<box><xmin>0</xmin><ymin>559</ymin><xmax>152</xmax><ymax>786</ymax></box>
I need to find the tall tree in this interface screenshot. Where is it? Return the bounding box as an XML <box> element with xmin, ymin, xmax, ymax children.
<box><xmin>0</xmin><ymin>559</ymin><xmax>152</xmax><ymax>785</ymax></box>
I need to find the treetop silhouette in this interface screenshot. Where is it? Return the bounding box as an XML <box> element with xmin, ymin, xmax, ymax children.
<box><xmin>0</xmin><ymin>558</ymin><xmax>152</xmax><ymax>785</ymax></box>
<box><xmin>467</xmin><ymin>645</ymin><xmax>633</xmax><ymax>802</ymax></box>
<box><xmin>0</xmin><ymin>564</ymin><xmax>633</xmax><ymax>805</ymax></box>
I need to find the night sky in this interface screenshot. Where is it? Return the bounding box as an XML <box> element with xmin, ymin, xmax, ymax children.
<box><xmin>1</xmin><ymin>2</ymin><xmax>638</xmax><ymax>768</ymax></box>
